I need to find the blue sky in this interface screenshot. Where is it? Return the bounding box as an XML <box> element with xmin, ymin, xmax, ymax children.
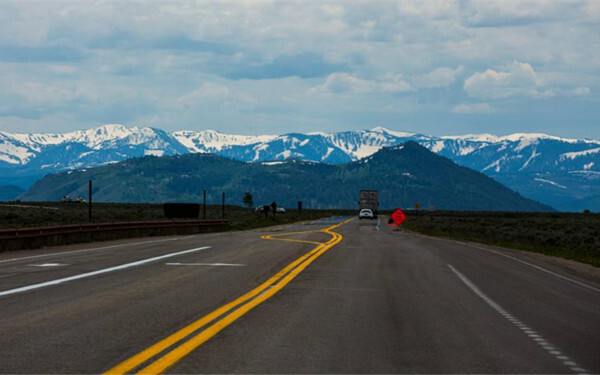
<box><xmin>0</xmin><ymin>1</ymin><xmax>598</xmax><ymax>138</ymax></box>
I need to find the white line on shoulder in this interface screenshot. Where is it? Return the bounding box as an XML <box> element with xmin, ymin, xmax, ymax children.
<box><xmin>472</xmin><ymin>246</ymin><xmax>600</xmax><ymax>293</ymax></box>
<box><xmin>0</xmin><ymin>246</ymin><xmax>210</xmax><ymax>298</ymax></box>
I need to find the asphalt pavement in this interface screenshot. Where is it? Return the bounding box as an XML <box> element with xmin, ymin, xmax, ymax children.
<box><xmin>0</xmin><ymin>216</ymin><xmax>598</xmax><ymax>374</ymax></box>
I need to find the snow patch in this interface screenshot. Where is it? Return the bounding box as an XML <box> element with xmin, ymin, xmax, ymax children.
<box><xmin>431</xmin><ymin>141</ymin><xmax>445</xmax><ymax>153</ymax></box>
<box><xmin>79</xmin><ymin>151</ymin><xmax>93</xmax><ymax>158</ymax></box>
<box><xmin>560</xmin><ymin>147</ymin><xmax>600</xmax><ymax>160</ymax></box>
<box><xmin>534</xmin><ymin>178</ymin><xmax>567</xmax><ymax>189</ymax></box>
<box><xmin>0</xmin><ymin>154</ymin><xmax>17</xmax><ymax>164</ymax></box>
<box><xmin>352</xmin><ymin>145</ymin><xmax>381</xmax><ymax>159</ymax></box>
<box><xmin>520</xmin><ymin>149</ymin><xmax>540</xmax><ymax>170</ymax></box>
<box><xmin>277</xmin><ymin>150</ymin><xmax>292</xmax><ymax>159</ymax></box>
<box><xmin>145</xmin><ymin>150</ymin><xmax>164</xmax><ymax>156</ymax></box>
<box><xmin>570</xmin><ymin>170</ymin><xmax>600</xmax><ymax>178</ymax></box>
<box><xmin>442</xmin><ymin>134</ymin><xmax>500</xmax><ymax>143</ymax></box>
<box><xmin>514</xmin><ymin>137</ymin><xmax>538</xmax><ymax>152</ymax></box>
<box><xmin>172</xmin><ymin>129</ymin><xmax>276</xmax><ymax>152</ymax></box>
<box><xmin>483</xmin><ymin>156</ymin><xmax>507</xmax><ymax>173</ymax></box>
<box><xmin>501</xmin><ymin>133</ymin><xmax>580</xmax><ymax>144</ymax></box>
<box><xmin>370</xmin><ymin>126</ymin><xmax>416</xmax><ymax>137</ymax></box>
<box><xmin>0</xmin><ymin>140</ymin><xmax>35</xmax><ymax>164</ymax></box>
<box><xmin>322</xmin><ymin>147</ymin><xmax>334</xmax><ymax>160</ymax></box>
<box><xmin>458</xmin><ymin>145</ymin><xmax>476</xmax><ymax>156</ymax></box>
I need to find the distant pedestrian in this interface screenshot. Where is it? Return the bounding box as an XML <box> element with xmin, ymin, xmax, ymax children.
<box><xmin>271</xmin><ymin>201</ymin><xmax>277</xmax><ymax>217</ymax></box>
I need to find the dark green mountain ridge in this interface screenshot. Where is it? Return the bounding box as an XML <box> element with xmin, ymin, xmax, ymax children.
<box><xmin>20</xmin><ymin>142</ymin><xmax>553</xmax><ymax>211</ymax></box>
<box><xmin>0</xmin><ymin>185</ymin><xmax>25</xmax><ymax>201</ymax></box>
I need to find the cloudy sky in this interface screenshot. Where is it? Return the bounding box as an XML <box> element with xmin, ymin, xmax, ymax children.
<box><xmin>0</xmin><ymin>0</ymin><xmax>598</xmax><ymax>138</ymax></box>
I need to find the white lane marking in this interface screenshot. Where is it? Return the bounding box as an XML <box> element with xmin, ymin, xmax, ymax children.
<box><xmin>0</xmin><ymin>246</ymin><xmax>211</xmax><ymax>298</ymax></box>
<box><xmin>28</xmin><ymin>263</ymin><xmax>68</xmax><ymax>267</ymax></box>
<box><xmin>448</xmin><ymin>264</ymin><xmax>588</xmax><ymax>374</ymax></box>
<box><xmin>165</xmin><ymin>262</ymin><xmax>246</xmax><ymax>267</ymax></box>
<box><xmin>0</xmin><ymin>236</ymin><xmax>196</xmax><ymax>265</ymax></box>
<box><xmin>472</xmin><ymin>245</ymin><xmax>600</xmax><ymax>293</ymax></box>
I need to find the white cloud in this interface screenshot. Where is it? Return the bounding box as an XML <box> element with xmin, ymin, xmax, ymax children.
<box><xmin>464</xmin><ymin>61</ymin><xmax>594</xmax><ymax>100</ymax></box>
<box><xmin>48</xmin><ymin>65</ymin><xmax>77</xmax><ymax>75</ymax></box>
<box><xmin>463</xmin><ymin>1</ymin><xmax>561</xmax><ymax>27</ymax></box>
<box><xmin>464</xmin><ymin>61</ymin><xmax>542</xmax><ymax>99</ymax></box>
<box><xmin>413</xmin><ymin>65</ymin><xmax>464</xmax><ymax>88</ymax></box>
<box><xmin>310</xmin><ymin>72</ymin><xmax>411</xmax><ymax>95</ymax></box>
<box><xmin>5</xmin><ymin>79</ymin><xmax>98</xmax><ymax>106</ymax></box>
<box><xmin>451</xmin><ymin>102</ymin><xmax>495</xmax><ymax>114</ymax></box>
<box><xmin>570</xmin><ymin>86</ymin><xmax>591</xmax><ymax>97</ymax></box>
<box><xmin>177</xmin><ymin>82</ymin><xmax>257</xmax><ymax>108</ymax></box>
<box><xmin>397</xmin><ymin>1</ymin><xmax>460</xmax><ymax>19</ymax></box>
<box><xmin>0</xmin><ymin>1</ymin><xmax>598</xmax><ymax>138</ymax></box>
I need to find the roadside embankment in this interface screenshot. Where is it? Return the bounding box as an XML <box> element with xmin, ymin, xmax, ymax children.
<box><xmin>403</xmin><ymin>210</ymin><xmax>600</xmax><ymax>267</ymax></box>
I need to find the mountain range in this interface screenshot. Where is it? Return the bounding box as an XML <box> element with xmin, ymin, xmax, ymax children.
<box><xmin>19</xmin><ymin>141</ymin><xmax>552</xmax><ymax>212</ymax></box>
<box><xmin>1</xmin><ymin>124</ymin><xmax>599</xmax><ymax>211</ymax></box>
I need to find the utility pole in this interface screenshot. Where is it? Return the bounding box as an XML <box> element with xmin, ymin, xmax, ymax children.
<box><xmin>203</xmin><ymin>190</ymin><xmax>206</xmax><ymax>219</ymax></box>
<box><xmin>221</xmin><ymin>192</ymin><xmax>225</xmax><ymax>219</ymax></box>
<box><xmin>88</xmin><ymin>180</ymin><xmax>92</xmax><ymax>222</ymax></box>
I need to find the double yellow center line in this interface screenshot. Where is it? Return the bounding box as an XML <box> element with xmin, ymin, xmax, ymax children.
<box><xmin>105</xmin><ymin>217</ymin><xmax>354</xmax><ymax>374</ymax></box>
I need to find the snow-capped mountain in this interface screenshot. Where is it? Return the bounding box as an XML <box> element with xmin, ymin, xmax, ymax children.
<box><xmin>1</xmin><ymin>124</ymin><xmax>599</xmax><ymax>211</ymax></box>
<box><xmin>0</xmin><ymin>124</ymin><xmax>185</xmax><ymax>165</ymax></box>
<box><xmin>171</xmin><ymin>129</ymin><xmax>277</xmax><ymax>154</ymax></box>
<box><xmin>0</xmin><ymin>124</ymin><xmax>188</xmax><ymax>187</ymax></box>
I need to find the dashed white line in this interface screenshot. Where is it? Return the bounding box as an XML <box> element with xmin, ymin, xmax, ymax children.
<box><xmin>0</xmin><ymin>246</ymin><xmax>211</xmax><ymax>298</ymax></box>
<box><xmin>28</xmin><ymin>263</ymin><xmax>68</xmax><ymax>267</ymax></box>
<box><xmin>448</xmin><ymin>264</ymin><xmax>589</xmax><ymax>374</ymax></box>
<box><xmin>410</xmin><ymin>231</ymin><xmax>599</xmax><ymax>294</ymax></box>
<box><xmin>0</xmin><ymin>236</ymin><xmax>196</xmax><ymax>264</ymax></box>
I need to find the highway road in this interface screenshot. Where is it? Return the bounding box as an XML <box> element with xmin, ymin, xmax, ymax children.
<box><xmin>1</xmin><ymin>216</ymin><xmax>599</xmax><ymax>374</ymax></box>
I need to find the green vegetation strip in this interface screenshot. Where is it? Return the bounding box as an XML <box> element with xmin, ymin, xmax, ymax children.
<box><xmin>0</xmin><ymin>202</ymin><xmax>354</xmax><ymax>230</ymax></box>
<box><xmin>403</xmin><ymin>211</ymin><xmax>600</xmax><ymax>268</ymax></box>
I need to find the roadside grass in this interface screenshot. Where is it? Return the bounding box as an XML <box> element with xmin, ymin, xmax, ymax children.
<box><xmin>403</xmin><ymin>211</ymin><xmax>600</xmax><ymax>267</ymax></box>
<box><xmin>0</xmin><ymin>202</ymin><xmax>354</xmax><ymax>231</ymax></box>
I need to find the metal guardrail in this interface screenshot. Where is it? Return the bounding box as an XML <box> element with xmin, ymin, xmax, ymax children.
<box><xmin>0</xmin><ymin>220</ymin><xmax>228</xmax><ymax>240</ymax></box>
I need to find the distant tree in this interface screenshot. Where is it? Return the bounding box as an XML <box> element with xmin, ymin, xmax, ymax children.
<box><xmin>243</xmin><ymin>191</ymin><xmax>253</xmax><ymax>210</ymax></box>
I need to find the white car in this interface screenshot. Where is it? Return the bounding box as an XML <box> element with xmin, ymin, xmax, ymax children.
<box><xmin>359</xmin><ymin>209</ymin><xmax>374</xmax><ymax>219</ymax></box>
<box><xmin>276</xmin><ymin>207</ymin><xmax>286</xmax><ymax>213</ymax></box>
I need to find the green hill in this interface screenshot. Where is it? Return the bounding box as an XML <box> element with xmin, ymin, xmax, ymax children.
<box><xmin>20</xmin><ymin>142</ymin><xmax>553</xmax><ymax>211</ymax></box>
